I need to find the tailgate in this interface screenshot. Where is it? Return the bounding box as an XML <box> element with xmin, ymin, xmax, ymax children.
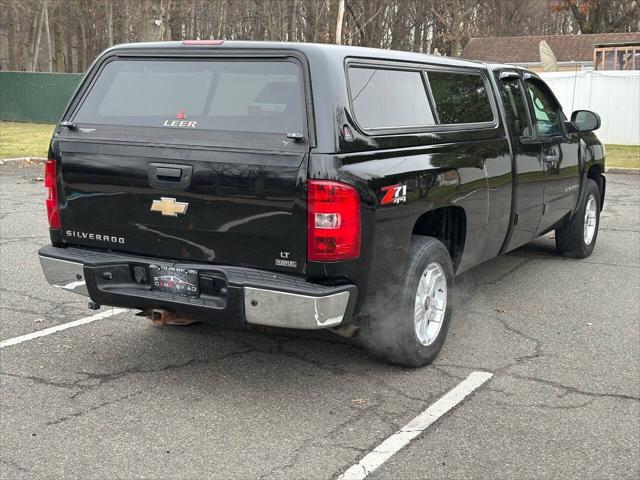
<box><xmin>54</xmin><ymin>55</ymin><xmax>310</xmax><ymax>274</ymax></box>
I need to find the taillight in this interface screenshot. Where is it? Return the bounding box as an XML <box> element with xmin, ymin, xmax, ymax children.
<box><xmin>307</xmin><ymin>180</ymin><xmax>360</xmax><ymax>261</ymax></box>
<box><xmin>44</xmin><ymin>159</ymin><xmax>61</xmax><ymax>229</ymax></box>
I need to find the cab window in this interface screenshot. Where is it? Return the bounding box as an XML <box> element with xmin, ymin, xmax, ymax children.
<box><xmin>524</xmin><ymin>80</ymin><xmax>563</xmax><ymax>136</ymax></box>
<box><xmin>428</xmin><ymin>70</ymin><xmax>494</xmax><ymax>124</ymax></box>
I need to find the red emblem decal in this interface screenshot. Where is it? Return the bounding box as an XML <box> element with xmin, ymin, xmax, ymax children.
<box><xmin>176</xmin><ymin>109</ymin><xmax>186</xmax><ymax>119</ymax></box>
<box><xmin>381</xmin><ymin>184</ymin><xmax>400</xmax><ymax>205</ymax></box>
<box><xmin>381</xmin><ymin>184</ymin><xmax>407</xmax><ymax>205</ymax></box>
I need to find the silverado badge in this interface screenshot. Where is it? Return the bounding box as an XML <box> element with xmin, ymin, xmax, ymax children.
<box><xmin>150</xmin><ymin>197</ymin><xmax>189</xmax><ymax>217</ymax></box>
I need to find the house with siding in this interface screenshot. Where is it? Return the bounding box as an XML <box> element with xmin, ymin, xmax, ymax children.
<box><xmin>461</xmin><ymin>33</ymin><xmax>640</xmax><ymax>72</ymax></box>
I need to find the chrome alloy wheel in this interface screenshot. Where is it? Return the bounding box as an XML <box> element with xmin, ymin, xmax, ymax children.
<box><xmin>584</xmin><ymin>194</ymin><xmax>597</xmax><ymax>245</ymax></box>
<box><xmin>414</xmin><ymin>262</ymin><xmax>447</xmax><ymax>346</ymax></box>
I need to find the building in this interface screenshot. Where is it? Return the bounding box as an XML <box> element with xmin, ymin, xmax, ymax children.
<box><xmin>461</xmin><ymin>32</ymin><xmax>640</xmax><ymax>72</ymax></box>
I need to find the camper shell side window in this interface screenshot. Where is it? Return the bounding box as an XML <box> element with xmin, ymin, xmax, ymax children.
<box><xmin>345</xmin><ymin>59</ymin><xmax>498</xmax><ymax>136</ymax></box>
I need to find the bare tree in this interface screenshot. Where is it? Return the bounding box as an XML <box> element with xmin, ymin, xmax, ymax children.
<box><xmin>29</xmin><ymin>1</ymin><xmax>46</xmax><ymax>71</ymax></box>
<box><xmin>106</xmin><ymin>0</ymin><xmax>114</xmax><ymax>46</ymax></box>
<box><xmin>336</xmin><ymin>0</ymin><xmax>345</xmax><ymax>44</ymax></box>
<box><xmin>1</xmin><ymin>0</ymin><xmax>637</xmax><ymax>73</ymax></box>
<box><xmin>122</xmin><ymin>0</ymin><xmax>131</xmax><ymax>42</ymax></box>
<box><xmin>43</xmin><ymin>0</ymin><xmax>53</xmax><ymax>72</ymax></box>
<box><xmin>6</xmin><ymin>1</ymin><xmax>18</xmax><ymax>70</ymax></box>
<box><xmin>550</xmin><ymin>0</ymin><xmax>640</xmax><ymax>33</ymax></box>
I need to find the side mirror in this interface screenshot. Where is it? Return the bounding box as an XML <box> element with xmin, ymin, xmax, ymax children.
<box><xmin>571</xmin><ymin>110</ymin><xmax>601</xmax><ymax>133</ymax></box>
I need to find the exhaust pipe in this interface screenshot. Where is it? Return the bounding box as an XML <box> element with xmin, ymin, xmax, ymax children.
<box><xmin>330</xmin><ymin>324</ymin><xmax>359</xmax><ymax>338</ymax></box>
<box><xmin>143</xmin><ymin>308</ymin><xmax>196</xmax><ymax>326</ymax></box>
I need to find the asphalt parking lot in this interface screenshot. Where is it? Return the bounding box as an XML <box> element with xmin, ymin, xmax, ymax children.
<box><xmin>1</xmin><ymin>165</ymin><xmax>638</xmax><ymax>480</ymax></box>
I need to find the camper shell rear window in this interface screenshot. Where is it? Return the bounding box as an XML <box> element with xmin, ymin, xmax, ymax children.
<box><xmin>73</xmin><ymin>59</ymin><xmax>305</xmax><ymax>135</ymax></box>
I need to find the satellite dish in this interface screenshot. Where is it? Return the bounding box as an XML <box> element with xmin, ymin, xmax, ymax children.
<box><xmin>539</xmin><ymin>40</ymin><xmax>559</xmax><ymax>72</ymax></box>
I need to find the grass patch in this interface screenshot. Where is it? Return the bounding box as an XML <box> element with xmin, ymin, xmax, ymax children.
<box><xmin>0</xmin><ymin>122</ymin><xmax>54</xmax><ymax>159</ymax></box>
<box><xmin>605</xmin><ymin>144</ymin><xmax>640</xmax><ymax>170</ymax></box>
<box><xmin>0</xmin><ymin>121</ymin><xmax>638</xmax><ymax>170</ymax></box>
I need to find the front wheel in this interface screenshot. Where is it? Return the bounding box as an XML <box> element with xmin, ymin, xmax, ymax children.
<box><xmin>359</xmin><ymin>236</ymin><xmax>454</xmax><ymax>368</ymax></box>
<box><xmin>555</xmin><ymin>178</ymin><xmax>601</xmax><ymax>258</ymax></box>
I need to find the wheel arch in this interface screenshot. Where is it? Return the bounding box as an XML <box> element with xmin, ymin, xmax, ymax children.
<box><xmin>587</xmin><ymin>163</ymin><xmax>605</xmax><ymax>211</ymax></box>
<box><xmin>412</xmin><ymin>206</ymin><xmax>466</xmax><ymax>272</ymax></box>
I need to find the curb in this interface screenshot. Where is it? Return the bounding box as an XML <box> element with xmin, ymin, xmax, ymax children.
<box><xmin>605</xmin><ymin>167</ymin><xmax>639</xmax><ymax>175</ymax></box>
<box><xmin>0</xmin><ymin>157</ymin><xmax>47</xmax><ymax>167</ymax></box>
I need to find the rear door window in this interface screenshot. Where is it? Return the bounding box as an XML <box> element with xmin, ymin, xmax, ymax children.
<box><xmin>73</xmin><ymin>59</ymin><xmax>304</xmax><ymax>135</ymax></box>
<box><xmin>428</xmin><ymin>71</ymin><xmax>494</xmax><ymax>124</ymax></box>
<box><xmin>347</xmin><ymin>67</ymin><xmax>435</xmax><ymax>130</ymax></box>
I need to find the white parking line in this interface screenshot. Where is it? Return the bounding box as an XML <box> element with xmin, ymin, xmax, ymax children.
<box><xmin>58</xmin><ymin>280</ymin><xmax>86</xmax><ymax>291</ymax></box>
<box><xmin>337</xmin><ymin>371</ymin><xmax>493</xmax><ymax>480</ymax></box>
<box><xmin>0</xmin><ymin>308</ymin><xmax>129</xmax><ymax>349</ymax></box>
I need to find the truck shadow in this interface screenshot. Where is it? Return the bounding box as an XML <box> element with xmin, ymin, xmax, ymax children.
<box><xmin>54</xmin><ymin>235</ymin><xmax>569</xmax><ymax>382</ymax></box>
<box><xmin>133</xmin><ymin>236</ymin><xmax>563</xmax><ymax>371</ymax></box>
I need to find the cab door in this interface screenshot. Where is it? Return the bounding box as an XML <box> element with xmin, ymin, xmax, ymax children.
<box><xmin>498</xmin><ymin>74</ymin><xmax>545</xmax><ymax>251</ymax></box>
<box><xmin>523</xmin><ymin>78</ymin><xmax>581</xmax><ymax>232</ymax></box>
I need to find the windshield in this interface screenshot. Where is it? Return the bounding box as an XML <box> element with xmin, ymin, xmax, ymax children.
<box><xmin>73</xmin><ymin>59</ymin><xmax>304</xmax><ymax>135</ymax></box>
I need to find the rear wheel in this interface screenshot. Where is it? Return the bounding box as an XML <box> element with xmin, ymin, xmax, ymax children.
<box><xmin>360</xmin><ymin>236</ymin><xmax>454</xmax><ymax>368</ymax></box>
<box><xmin>555</xmin><ymin>178</ymin><xmax>601</xmax><ymax>258</ymax></box>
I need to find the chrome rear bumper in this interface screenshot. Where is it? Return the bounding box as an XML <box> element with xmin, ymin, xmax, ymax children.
<box><xmin>38</xmin><ymin>248</ymin><xmax>355</xmax><ymax>330</ymax></box>
<box><xmin>244</xmin><ymin>287</ymin><xmax>350</xmax><ymax>328</ymax></box>
<box><xmin>39</xmin><ymin>255</ymin><xmax>89</xmax><ymax>296</ymax></box>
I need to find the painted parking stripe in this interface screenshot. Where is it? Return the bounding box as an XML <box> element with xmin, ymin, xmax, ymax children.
<box><xmin>0</xmin><ymin>308</ymin><xmax>128</xmax><ymax>349</ymax></box>
<box><xmin>58</xmin><ymin>280</ymin><xmax>86</xmax><ymax>291</ymax></box>
<box><xmin>337</xmin><ymin>371</ymin><xmax>493</xmax><ymax>480</ymax></box>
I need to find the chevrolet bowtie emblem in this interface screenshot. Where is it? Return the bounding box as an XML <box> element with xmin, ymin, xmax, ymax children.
<box><xmin>150</xmin><ymin>197</ymin><xmax>189</xmax><ymax>217</ymax></box>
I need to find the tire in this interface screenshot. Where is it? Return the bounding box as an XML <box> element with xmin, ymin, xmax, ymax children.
<box><xmin>359</xmin><ymin>236</ymin><xmax>454</xmax><ymax>368</ymax></box>
<box><xmin>555</xmin><ymin>178</ymin><xmax>601</xmax><ymax>258</ymax></box>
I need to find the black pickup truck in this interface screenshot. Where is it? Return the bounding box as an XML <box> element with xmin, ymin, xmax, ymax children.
<box><xmin>39</xmin><ymin>41</ymin><xmax>605</xmax><ymax>367</ymax></box>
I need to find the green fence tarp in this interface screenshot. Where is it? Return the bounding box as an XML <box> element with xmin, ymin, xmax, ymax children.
<box><xmin>0</xmin><ymin>72</ymin><xmax>84</xmax><ymax>124</ymax></box>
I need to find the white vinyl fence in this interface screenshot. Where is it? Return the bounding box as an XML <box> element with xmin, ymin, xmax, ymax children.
<box><xmin>539</xmin><ymin>70</ymin><xmax>640</xmax><ymax>145</ymax></box>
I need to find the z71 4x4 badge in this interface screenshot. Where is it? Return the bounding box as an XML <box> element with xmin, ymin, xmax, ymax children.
<box><xmin>381</xmin><ymin>184</ymin><xmax>407</xmax><ymax>205</ymax></box>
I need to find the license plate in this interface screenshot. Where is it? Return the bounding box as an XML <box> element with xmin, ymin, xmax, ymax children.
<box><xmin>150</xmin><ymin>264</ymin><xmax>199</xmax><ymax>297</ymax></box>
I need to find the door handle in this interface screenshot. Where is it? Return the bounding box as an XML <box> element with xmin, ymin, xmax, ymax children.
<box><xmin>543</xmin><ymin>154</ymin><xmax>560</xmax><ymax>164</ymax></box>
<box><xmin>156</xmin><ymin>167</ymin><xmax>182</xmax><ymax>180</ymax></box>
